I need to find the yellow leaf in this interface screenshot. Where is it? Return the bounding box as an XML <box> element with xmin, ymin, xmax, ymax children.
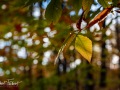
<box><xmin>75</xmin><ymin>35</ymin><xmax>92</xmax><ymax>62</ymax></box>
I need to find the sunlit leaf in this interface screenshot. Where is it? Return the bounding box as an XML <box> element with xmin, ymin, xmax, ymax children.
<box><xmin>75</xmin><ymin>35</ymin><xmax>92</xmax><ymax>62</ymax></box>
<box><xmin>45</xmin><ymin>0</ymin><xmax>62</xmax><ymax>24</ymax></box>
<box><xmin>82</xmin><ymin>0</ymin><xmax>93</xmax><ymax>18</ymax></box>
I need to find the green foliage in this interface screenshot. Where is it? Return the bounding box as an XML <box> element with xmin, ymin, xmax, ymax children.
<box><xmin>82</xmin><ymin>0</ymin><xmax>93</xmax><ymax>18</ymax></box>
<box><xmin>71</xmin><ymin>0</ymin><xmax>82</xmax><ymax>13</ymax></box>
<box><xmin>98</xmin><ymin>0</ymin><xmax>111</xmax><ymax>8</ymax></box>
<box><xmin>45</xmin><ymin>0</ymin><xmax>62</xmax><ymax>24</ymax></box>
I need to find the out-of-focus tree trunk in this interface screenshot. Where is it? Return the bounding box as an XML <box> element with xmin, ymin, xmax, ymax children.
<box><xmin>99</xmin><ymin>21</ymin><xmax>107</xmax><ymax>88</ymax></box>
<box><xmin>116</xmin><ymin>14</ymin><xmax>120</xmax><ymax>88</ymax></box>
<box><xmin>84</xmin><ymin>61</ymin><xmax>94</xmax><ymax>90</ymax></box>
<box><xmin>63</xmin><ymin>58</ymin><xmax>67</xmax><ymax>73</ymax></box>
<box><xmin>100</xmin><ymin>42</ymin><xmax>107</xmax><ymax>87</ymax></box>
<box><xmin>57</xmin><ymin>58</ymin><xmax>62</xmax><ymax>75</ymax></box>
<box><xmin>57</xmin><ymin>57</ymin><xmax>67</xmax><ymax>90</ymax></box>
<box><xmin>24</xmin><ymin>65</ymin><xmax>33</xmax><ymax>90</ymax></box>
<box><xmin>38</xmin><ymin>68</ymin><xmax>45</xmax><ymax>90</ymax></box>
<box><xmin>73</xmin><ymin>51</ymin><xmax>80</xmax><ymax>90</ymax></box>
<box><xmin>75</xmin><ymin>69</ymin><xmax>80</xmax><ymax>90</ymax></box>
<box><xmin>57</xmin><ymin>58</ymin><xmax>62</xmax><ymax>90</ymax></box>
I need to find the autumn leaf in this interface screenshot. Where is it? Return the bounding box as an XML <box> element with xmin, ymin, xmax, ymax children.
<box><xmin>76</xmin><ymin>11</ymin><xmax>84</xmax><ymax>30</ymax></box>
<box><xmin>98</xmin><ymin>18</ymin><xmax>105</xmax><ymax>28</ymax></box>
<box><xmin>75</xmin><ymin>35</ymin><xmax>92</xmax><ymax>62</ymax></box>
<box><xmin>86</xmin><ymin>6</ymin><xmax>113</xmax><ymax>28</ymax></box>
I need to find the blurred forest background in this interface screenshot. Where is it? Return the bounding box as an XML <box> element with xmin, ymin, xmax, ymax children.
<box><xmin>0</xmin><ymin>0</ymin><xmax>120</xmax><ymax>90</ymax></box>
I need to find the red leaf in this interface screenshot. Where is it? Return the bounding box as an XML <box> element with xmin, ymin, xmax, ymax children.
<box><xmin>98</xmin><ymin>18</ymin><xmax>105</xmax><ymax>28</ymax></box>
<box><xmin>86</xmin><ymin>6</ymin><xmax>113</xmax><ymax>28</ymax></box>
<box><xmin>76</xmin><ymin>11</ymin><xmax>84</xmax><ymax>30</ymax></box>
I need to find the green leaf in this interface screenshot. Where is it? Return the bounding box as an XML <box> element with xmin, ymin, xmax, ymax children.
<box><xmin>72</xmin><ymin>0</ymin><xmax>82</xmax><ymax>13</ymax></box>
<box><xmin>63</xmin><ymin>33</ymin><xmax>76</xmax><ymax>54</ymax></box>
<box><xmin>82</xmin><ymin>0</ymin><xmax>93</xmax><ymax>18</ymax></box>
<box><xmin>55</xmin><ymin>31</ymin><xmax>76</xmax><ymax>64</ymax></box>
<box><xmin>45</xmin><ymin>0</ymin><xmax>62</xmax><ymax>24</ymax></box>
<box><xmin>98</xmin><ymin>0</ymin><xmax>111</xmax><ymax>8</ymax></box>
<box><xmin>75</xmin><ymin>35</ymin><xmax>92</xmax><ymax>62</ymax></box>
